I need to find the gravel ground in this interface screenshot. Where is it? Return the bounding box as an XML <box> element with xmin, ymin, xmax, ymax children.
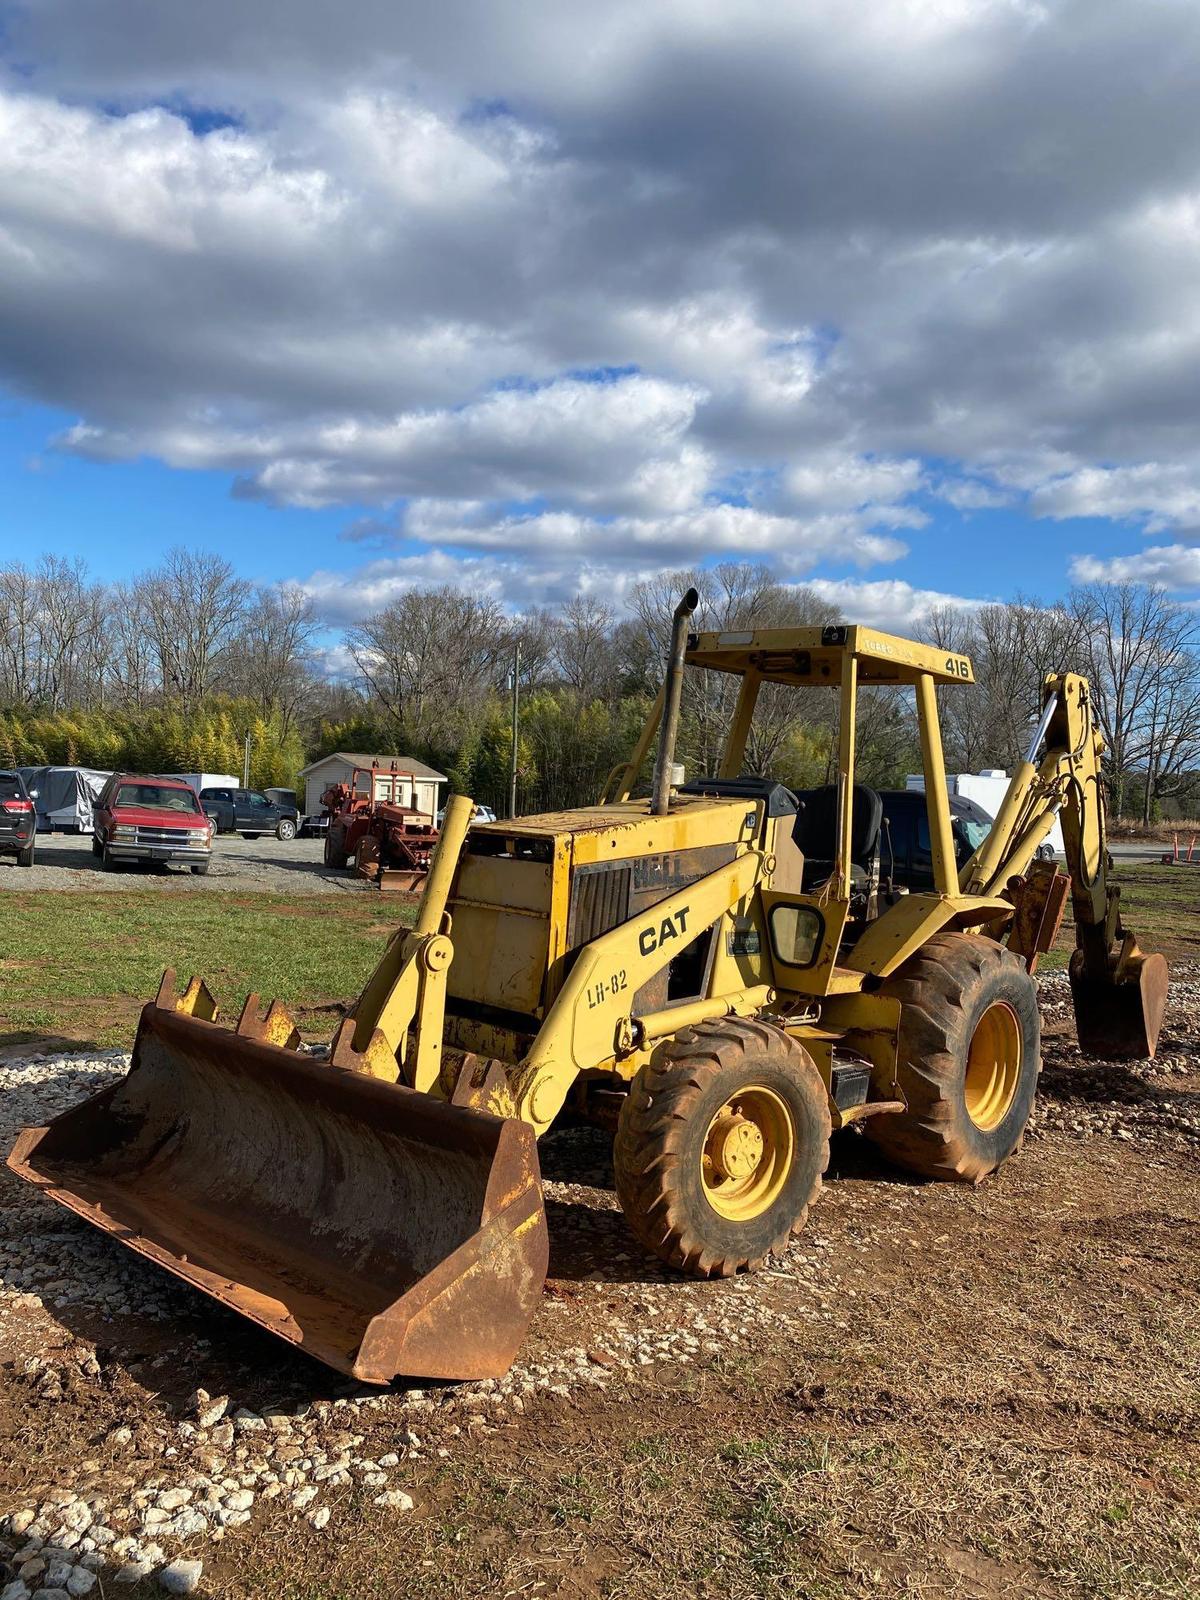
<box><xmin>1</xmin><ymin>832</ymin><xmax>370</xmax><ymax>896</ymax></box>
<box><xmin>0</xmin><ymin>965</ymin><xmax>1197</xmax><ymax>1596</ymax></box>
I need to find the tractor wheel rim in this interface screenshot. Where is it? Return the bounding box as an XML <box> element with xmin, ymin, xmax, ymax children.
<box><xmin>965</xmin><ymin>1001</ymin><xmax>1022</xmax><ymax>1131</ymax></box>
<box><xmin>700</xmin><ymin>1086</ymin><xmax>795</xmax><ymax>1221</ymax></box>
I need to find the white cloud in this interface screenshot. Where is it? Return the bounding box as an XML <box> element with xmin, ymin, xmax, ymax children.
<box><xmin>1031</xmin><ymin>465</ymin><xmax>1200</xmax><ymax>534</ymax></box>
<box><xmin>4</xmin><ymin>2</ymin><xmax>1200</xmax><ymax>598</ymax></box>
<box><xmin>1069</xmin><ymin>545</ymin><xmax>1200</xmax><ymax>587</ymax></box>
<box><xmin>804</xmin><ymin>577</ymin><xmax>987</xmax><ymax>632</ymax></box>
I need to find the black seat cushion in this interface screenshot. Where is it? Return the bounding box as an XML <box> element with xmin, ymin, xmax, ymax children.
<box><xmin>792</xmin><ymin>783</ymin><xmax>883</xmax><ymax>888</ymax></box>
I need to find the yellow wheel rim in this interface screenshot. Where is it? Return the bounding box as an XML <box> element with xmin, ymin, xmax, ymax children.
<box><xmin>700</xmin><ymin>1086</ymin><xmax>795</xmax><ymax>1222</ymax></box>
<box><xmin>964</xmin><ymin>1001</ymin><xmax>1022</xmax><ymax>1131</ymax></box>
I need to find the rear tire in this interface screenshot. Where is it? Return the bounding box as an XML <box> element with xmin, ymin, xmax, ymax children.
<box><xmin>324</xmin><ymin>831</ymin><xmax>350</xmax><ymax>870</ymax></box>
<box><xmin>614</xmin><ymin>1018</ymin><xmax>830</xmax><ymax>1276</ymax></box>
<box><xmin>865</xmin><ymin>932</ymin><xmax>1040</xmax><ymax>1183</ymax></box>
<box><xmin>17</xmin><ymin>841</ymin><xmax>34</xmax><ymax>867</ymax></box>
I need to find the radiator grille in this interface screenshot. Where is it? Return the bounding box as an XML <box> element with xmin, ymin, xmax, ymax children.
<box><xmin>568</xmin><ymin>864</ymin><xmax>633</xmax><ymax>948</ymax></box>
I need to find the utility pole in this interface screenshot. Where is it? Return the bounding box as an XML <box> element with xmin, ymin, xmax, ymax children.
<box><xmin>243</xmin><ymin>732</ymin><xmax>251</xmax><ymax>789</ymax></box>
<box><xmin>508</xmin><ymin>641</ymin><xmax>521</xmax><ymax>819</ymax></box>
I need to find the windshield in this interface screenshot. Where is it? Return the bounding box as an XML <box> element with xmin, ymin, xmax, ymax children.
<box><xmin>960</xmin><ymin>817</ymin><xmax>991</xmax><ymax>851</ymax></box>
<box><xmin>115</xmin><ymin>783</ymin><xmax>201</xmax><ymax>814</ymax></box>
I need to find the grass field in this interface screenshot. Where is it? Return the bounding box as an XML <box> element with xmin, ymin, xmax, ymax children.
<box><xmin>0</xmin><ymin>863</ymin><xmax>1195</xmax><ymax>1053</ymax></box>
<box><xmin>0</xmin><ymin>890</ymin><xmax>416</xmax><ymax>1051</ymax></box>
<box><xmin>1037</xmin><ymin>861</ymin><xmax>1200</xmax><ymax>969</ymax></box>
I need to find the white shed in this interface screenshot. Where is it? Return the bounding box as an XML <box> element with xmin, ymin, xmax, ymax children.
<box><xmin>298</xmin><ymin>752</ymin><xmax>447</xmax><ymax>822</ymax></box>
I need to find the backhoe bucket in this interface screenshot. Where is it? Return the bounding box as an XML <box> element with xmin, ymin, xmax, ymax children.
<box><xmin>1068</xmin><ymin>944</ymin><xmax>1169</xmax><ymax>1061</ymax></box>
<box><xmin>8</xmin><ymin>1002</ymin><xmax>548</xmax><ymax>1384</ymax></box>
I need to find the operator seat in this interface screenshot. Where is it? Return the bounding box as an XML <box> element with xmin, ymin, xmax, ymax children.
<box><xmin>792</xmin><ymin>783</ymin><xmax>883</xmax><ymax>892</ymax></box>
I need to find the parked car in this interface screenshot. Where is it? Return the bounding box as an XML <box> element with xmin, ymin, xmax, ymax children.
<box><xmin>92</xmin><ymin>774</ymin><xmax>214</xmax><ymax>873</ymax></box>
<box><xmin>0</xmin><ymin>770</ymin><xmax>37</xmax><ymax>867</ymax></box>
<box><xmin>877</xmin><ymin>788</ymin><xmax>993</xmax><ymax>892</ymax></box>
<box><xmin>200</xmin><ymin>786</ymin><xmax>298</xmax><ymax>840</ymax></box>
<box><xmin>436</xmin><ymin>803</ymin><xmax>497</xmax><ymax>827</ymax></box>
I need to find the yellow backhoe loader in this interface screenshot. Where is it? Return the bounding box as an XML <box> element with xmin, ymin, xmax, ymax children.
<box><xmin>9</xmin><ymin>595</ymin><xmax>1169</xmax><ymax>1384</ymax></box>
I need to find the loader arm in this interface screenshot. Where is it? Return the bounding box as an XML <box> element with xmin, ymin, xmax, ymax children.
<box><xmin>962</xmin><ymin>673</ymin><xmax>1167</xmax><ymax>1058</ymax></box>
<box><xmin>510</xmin><ymin>846</ymin><xmax>769</xmax><ymax>1135</ymax></box>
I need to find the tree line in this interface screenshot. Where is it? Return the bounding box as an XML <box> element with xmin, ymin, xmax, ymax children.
<box><xmin>1</xmin><ymin>552</ymin><xmax>1197</xmax><ymax>821</ymax></box>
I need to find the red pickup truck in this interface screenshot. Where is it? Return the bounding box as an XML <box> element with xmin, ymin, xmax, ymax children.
<box><xmin>92</xmin><ymin>773</ymin><xmax>214</xmax><ymax>874</ymax></box>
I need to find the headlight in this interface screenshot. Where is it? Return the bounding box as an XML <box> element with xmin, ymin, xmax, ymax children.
<box><xmin>113</xmin><ymin>824</ymin><xmax>136</xmax><ymax>839</ymax></box>
<box><xmin>187</xmin><ymin>829</ymin><xmax>211</xmax><ymax>845</ymax></box>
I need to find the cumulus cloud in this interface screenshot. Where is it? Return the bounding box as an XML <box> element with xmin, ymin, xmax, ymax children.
<box><xmin>803</xmin><ymin>577</ymin><xmax>987</xmax><ymax>633</ymax></box>
<box><xmin>1069</xmin><ymin>545</ymin><xmax>1200</xmax><ymax>588</ymax></box>
<box><xmin>3</xmin><ymin>1</ymin><xmax>1200</xmax><ymax>608</ymax></box>
<box><xmin>1031</xmin><ymin>464</ymin><xmax>1200</xmax><ymax>535</ymax></box>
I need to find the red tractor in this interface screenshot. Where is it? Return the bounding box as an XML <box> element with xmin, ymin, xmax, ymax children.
<box><xmin>321</xmin><ymin>766</ymin><xmax>439</xmax><ymax>891</ymax></box>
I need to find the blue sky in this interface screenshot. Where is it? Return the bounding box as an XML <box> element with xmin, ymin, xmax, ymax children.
<box><xmin>4</xmin><ymin>1</ymin><xmax>1200</xmax><ymax>627</ymax></box>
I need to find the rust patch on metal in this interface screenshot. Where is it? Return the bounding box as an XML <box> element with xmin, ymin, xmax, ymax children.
<box><xmin>1069</xmin><ymin>944</ymin><xmax>1169</xmax><ymax>1061</ymax></box>
<box><xmin>1007</xmin><ymin>864</ymin><xmax>1070</xmax><ymax>974</ymax></box>
<box><xmin>7</xmin><ymin>999</ymin><xmax>548</xmax><ymax>1383</ymax></box>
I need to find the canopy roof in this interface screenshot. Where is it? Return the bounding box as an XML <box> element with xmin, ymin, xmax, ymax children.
<box><xmin>684</xmin><ymin>624</ymin><xmax>975</xmax><ymax>688</ymax></box>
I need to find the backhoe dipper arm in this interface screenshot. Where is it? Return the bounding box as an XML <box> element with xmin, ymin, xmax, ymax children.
<box><xmin>964</xmin><ymin>673</ymin><xmax>1167</xmax><ymax>1059</ymax></box>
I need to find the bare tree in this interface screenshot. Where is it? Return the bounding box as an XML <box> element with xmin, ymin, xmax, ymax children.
<box><xmin>629</xmin><ymin>563</ymin><xmax>838</xmax><ymax>779</ymax></box>
<box><xmin>347</xmin><ymin>584</ymin><xmax>511</xmax><ymax>733</ymax></box>
<box><xmin>552</xmin><ymin>595</ymin><xmax>617</xmax><ymax>700</ymax></box>
<box><xmin>107</xmin><ymin>581</ymin><xmax>156</xmax><ymax>707</ymax></box>
<box><xmin>137</xmin><ymin>549</ymin><xmax>250</xmax><ymax>704</ymax></box>
<box><xmin>0</xmin><ymin>563</ymin><xmax>40</xmax><ymax>705</ymax></box>
<box><xmin>1071</xmin><ymin>582</ymin><xmax>1200</xmax><ymax>818</ymax></box>
<box><xmin>227</xmin><ymin>583</ymin><xmax>321</xmax><ymax>735</ymax></box>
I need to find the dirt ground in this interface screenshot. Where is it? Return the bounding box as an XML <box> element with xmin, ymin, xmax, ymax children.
<box><xmin>1</xmin><ymin>970</ymin><xmax>1197</xmax><ymax>1600</ymax></box>
<box><xmin>3</xmin><ymin>831</ymin><xmax>370</xmax><ymax>895</ymax></box>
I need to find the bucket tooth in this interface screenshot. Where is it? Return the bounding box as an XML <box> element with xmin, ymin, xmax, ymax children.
<box><xmin>236</xmin><ymin>995</ymin><xmax>301</xmax><ymax>1051</ymax></box>
<box><xmin>330</xmin><ymin>1016</ymin><xmax>400</xmax><ymax>1082</ymax></box>
<box><xmin>156</xmin><ymin>968</ymin><xmax>218</xmax><ymax>1022</ymax></box>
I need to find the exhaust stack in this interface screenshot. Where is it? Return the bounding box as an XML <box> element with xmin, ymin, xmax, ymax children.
<box><xmin>651</xmin><ymin>588</ymin><xmax>699</xmax><ymax>816</ymax></box>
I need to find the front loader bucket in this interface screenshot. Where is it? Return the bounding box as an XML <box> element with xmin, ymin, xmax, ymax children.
<box><xmin>1069</xmin><ymin>945</ymin><xmax>1169</xmax><ymax>1061</ymax></box>
<box><xmin>8</xmin><ymin>1003</ymin><xmax>548</xmax><ymax>1384</ymax></box>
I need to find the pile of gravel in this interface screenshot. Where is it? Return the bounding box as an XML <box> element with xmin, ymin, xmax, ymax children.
<box><xmin>1029</xmin><ymin>965</ymin><xmax>1200</xmax><ymax>1149</ymax></box>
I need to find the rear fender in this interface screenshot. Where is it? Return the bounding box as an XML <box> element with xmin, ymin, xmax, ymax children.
<box><xmin>844</xmin><ymin>893</ymin><xmax>1014</xmax><ymax>979</ymax></box>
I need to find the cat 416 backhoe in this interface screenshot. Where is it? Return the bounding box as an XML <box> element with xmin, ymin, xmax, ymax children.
<box><xmin>10</xmin><ymin>594</ymin><xmax>1168</xmax><ymax>1384</ymax></box>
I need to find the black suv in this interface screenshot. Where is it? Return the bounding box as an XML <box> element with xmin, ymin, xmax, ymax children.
<box><xmin>200</xmin><ymin>787</ymin><xmax>298</xmax><ymax>841</ymax></box>
<box><xmin>0</xmin><ymin>770</ymin><xmax>37</xmax><ymax>867</ymax></box>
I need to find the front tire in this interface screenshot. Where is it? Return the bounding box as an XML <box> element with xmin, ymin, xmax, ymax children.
<box><xmin>614</xmin><ymin>1018</ymin><xmax>830</xmax><ymax>1277</ymax></box>
<box><xmin>191</xmin><ymin>862</ymin><xmax>210</xmax><ymax>875</ymax></box>
<box><xmin>276</xmin><ymin>818</ymin><xmax>297</xmax><ymax>841</ymax></box>
<box><xmin>101</xmin><ymin>844</ymin><xmax>119</xmax><ymax>872</ymax></box>
<box><xmin>865</xmin><ymin>932</ymin><xmax>1040</xmax><ymax>1183</ymax></box>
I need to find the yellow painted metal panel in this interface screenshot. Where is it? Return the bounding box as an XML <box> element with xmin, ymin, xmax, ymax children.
<box><xmin>685</xmin><ymin>625</ymin><xmax>974</xmax><ymax>687</ymax></box>
<box><xmin>844</xmin><ymin>892</ymin><xmax>1013</xmax><ymax>978</ymax></box>
<box><xmin>760</xmin><ymin>890</ymin><xmax>851</xmax><ymax>998</ymax></box>
<box><xmin>454</xmin><ymin>854</ymin><xmax>552</xmax><ymax>914</ymax></box>
<box><xmin>511</xmin><ymin>850</ymin><xmax>765</xmax><ymax>1133</ymax></box>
